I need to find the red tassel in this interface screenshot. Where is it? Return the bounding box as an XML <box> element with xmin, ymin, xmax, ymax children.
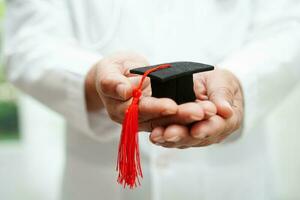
<box><xmin>117</xmin><ymin>64</ymin><xmax>171</xmax><ymax>188</ymax></box>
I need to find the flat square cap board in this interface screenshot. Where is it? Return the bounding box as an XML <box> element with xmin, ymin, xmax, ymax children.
<box><xmin>130</xmin><ymin>62</ymin><xmax>214</xmax><ymax>104</ymax></box>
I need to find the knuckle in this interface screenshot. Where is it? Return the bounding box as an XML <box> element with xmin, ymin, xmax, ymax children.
<box><xmin>212</xmin><ymin>116</ymin><xmax>226</xmax><ymax>135</ymax></box>
<box><xmin>210</xmin><ymin>87</ymin><xmax>234</xmax><ymax>102</ymax></box>
<box><xmin>205</xmin><ymin>131</ymin><xmax>214</xmax><ymax>138</ymax></box>
<box><xmin>139</xmin><ymin>98</ymin><xmax>150</xmax><ymax>112</ymax></box>
<box><xmin>191</xmin><ymin>131</ymin><xmax>201</xmax><ymax>139</ymax></box>
<box><xmin>99</xmin><ymin>77</ymin><xmax>112</xmax><ymax>93</ymax></box>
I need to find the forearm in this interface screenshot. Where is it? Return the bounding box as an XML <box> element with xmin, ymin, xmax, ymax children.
<box><xmin>4</xmin><ymin>0</ymin><xmax>119</xmax><ymax>142</ymax></box>
<box><xmin>219</xmin><ymin>22</ymin><xmax>300</xmax><ymax>131</ymax></box>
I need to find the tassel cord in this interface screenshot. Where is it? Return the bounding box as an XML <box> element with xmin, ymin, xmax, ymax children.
<box><xmin>117</xmin><ymin>64</ymin><xmax>171</xmax><ymax>188</ymax></box>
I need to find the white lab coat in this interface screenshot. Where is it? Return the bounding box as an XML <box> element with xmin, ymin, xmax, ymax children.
<box><xmin>4</xmin><ymin>0</ymin><xmax>300</xmax><ymax>200</ymax></box>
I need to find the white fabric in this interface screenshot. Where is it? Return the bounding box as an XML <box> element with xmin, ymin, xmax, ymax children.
<box><xmin>4</xmin><ymin>0</ymin><xmax>300</xmax><ymax>199</ymax></box>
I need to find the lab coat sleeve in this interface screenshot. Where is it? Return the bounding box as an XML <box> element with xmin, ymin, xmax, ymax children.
<box><xmin>218</xmin><ymin>0</ymin><xmax>300</xmax><ymax>133</ymax></box>
<box><xmin>4</xmin><ymin>0</ymin><xmax>118</xmax><ymax>142</ymax></box>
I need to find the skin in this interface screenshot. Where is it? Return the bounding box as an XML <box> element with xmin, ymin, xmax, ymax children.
<box><xmin>85</xmin><ymin>52</ymin><xmax>244</xmax><ymax>149</ymax></box>
<box><xmin>150</xmin><ymin>69</ymin><xmax>244</xmax><ymax>148</ymax></box>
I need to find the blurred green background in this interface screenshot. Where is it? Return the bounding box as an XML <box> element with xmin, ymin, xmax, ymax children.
<box><xmin>0</xmin><ymin>0</ymin><xmax>19</xmax><ymax>141</ymax></box>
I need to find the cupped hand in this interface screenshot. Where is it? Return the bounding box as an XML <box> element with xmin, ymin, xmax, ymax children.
<box><xmin>149</xmin><ymin>68</ymin><xmax>244</xmax><ymax>148</ymax></box>
<box><xmin>85</xmin><ymin>52</ymin><xmax>217</xmax><ymax>131</ymax></box>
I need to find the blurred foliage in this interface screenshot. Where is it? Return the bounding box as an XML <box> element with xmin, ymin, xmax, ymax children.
<box><xmin>0</xmin><ymin>0</ymin><xmax>4</xmax><ymax>18</ymax></box>
<box><xmin>0</xmin><ymin>1</ymin><xmax>19</xmax><ymax>141</ymax></box>
<box><xmin>0</xmin><ymin>101</ymin><xmax>19</xmax><ymax>140</ymax></box>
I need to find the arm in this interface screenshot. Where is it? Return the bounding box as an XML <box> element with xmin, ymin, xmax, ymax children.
<box><xmin>149</xmin><ymin>0</ymin><xmax>300</xmax><ymax>148</ymax></box>
<box><xmin>4</xmin><ymin>0</ymin><xmax>215</xmax><ymax>142</ymax></box>
<box><xmin>3</xmin><ymin>0</ymin><xmax>111</xmax><ymax>140</ymax></box>
<box><xmin>219</xmin><ymin>0</ymin><xmax>300</xmax><ymax>131</ymax></box>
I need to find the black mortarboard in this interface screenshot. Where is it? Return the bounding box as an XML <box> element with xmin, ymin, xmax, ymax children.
<box><xmin>130</xmin><ymin>62</ymin><xmax>214</xmax><ymax>104</ymax></box>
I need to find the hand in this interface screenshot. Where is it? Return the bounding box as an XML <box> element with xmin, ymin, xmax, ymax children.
<box><xmin>149</xmin><ymin>68</ymin><xmax>244</xmax><ymax>148</ymax></box>
<box><xmin>85</xmin><ymin>52</ymin><xmax>217</xmax><ymax>130</ymax></box>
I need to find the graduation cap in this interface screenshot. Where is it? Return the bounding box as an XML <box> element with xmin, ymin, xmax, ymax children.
<box><xmin>117</xmin><ymin>62</ymin><xmax>214</xmax><ymax>189</ymax></box>
<box><xmin>130</xmin><ymin>62</ymin><xmax>214</xmax><ymax>104</ymax></box>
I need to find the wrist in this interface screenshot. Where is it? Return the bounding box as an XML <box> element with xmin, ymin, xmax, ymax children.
<box><xmin>85</xmin><ymin>65</ymin><xmax>103</xmax><ymax>111</ymax></box>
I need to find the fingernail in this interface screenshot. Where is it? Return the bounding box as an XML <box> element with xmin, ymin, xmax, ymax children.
<box><xmin>200</xmin><ymin>95</ymin><xmax>209</xmax><ymax>100</ymax></box>
<box><xmin>191</xmin><ymin>116</ymin><xmax>202</xmax><ymax>120</ymax></box>
<box><xmin>205</xmin><ymin>111</ymin><xmax>215</xmax><ymax>117</ymax></box>
<box><xmin>153</xmin><ymin>137</ymin><xmax>165</xmax><ymax>144</ymax></box>
<box><xmin>152</xmin><ymin>128</ymin><xmax>162</xmax><ymax>138</ymax></box>
<box><xmin>116</xmin><ymin>84</ymin><xmax>127</xmax><ymax>99</ymax></box>
<box><xmin>162</xmin><ymin>108</ymin><xmax>177</xmax><ymax>115</ymax></box>
<box><xmin>222</xmin><ymin>100</ymin><xmax>233</xmax><ymax>110</ymax></box>
<box><xmin>191</xmin><ymin>112</ymin><xmax>204</xmax><ymax>120</ymax></box>
<box><xmin>166</xmin><ymin>136</ymin><xmax>181</xmax><ymax>142</ymax></box>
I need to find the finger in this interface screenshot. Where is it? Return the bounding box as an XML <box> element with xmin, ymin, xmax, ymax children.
<box><xmin>224</xmin><ymin>107</ymin><xmax>243</xmax><ymax>134</ymax></box>
<box><xmin>140</xmin><ymin>102</ymin><xmax>205</xmax><ymax>131</ymax></box>
<box><xmin>105</xmin><ymin>95</ymin><xmax>178</xmax><ymax>127</ymax></box>
<box><xmin>190</xmin><ymin>104</ymin><xmax>243</xmax><ymax>145</ymax></box>
<box><xmin>97</xmin><ymin>62</ymin><xmax>133</xmax><ymax>100</ymax></box>
<box><xmin>175</xmin><ymin>102</ymin><xmax>205</xmax><ymax>122</ymax></box>
<box><xmin>150</xmin><ymin>125</ymin><xmax>192</xmax><ymax>148</ymax></box>
<box><xmin>153</xmin><ymin>101</ymin><xmax>214</xmax><ymax>127</ymax></box>
<box><xmin>193</xmin><ymin>74</ymin><xmax>208</xmax><ymax>100</ymax></box>
<box><xmin>149</xmin><ymin>126</ymin><xmax>166</xmax><ymax>144</ymax></box>
<box><xmin>139</xmin><ymin>97</ymin><xmax>178</xmax><ymax>119</ymax></box>
<box><xmin>100</xmin><ymin>73</ymin><xmax>150</xmax><ymax>101</ymax></box>
<box><xmin>162</xmin><ymin>124</ymin><xmax>203</xmax><ymax>148</ymax></box>
<box><xmin>195</xmin><ymin>100</ymin><xmax>217</xmax><ymax>119</ymax></box>
<box><xmin>209</xmin><ymin>88</ymin><xmax>234</xmax><ymax>119</ymax></box>
<box><xmin>103</xmin><ymin>97</ymin><xmax>131</xmax><ymax>123</ymax></box>
<box><xmin>190</xmin><ymin>115</ymin><xmax>226</xmax><ymax>140</ymax></box>
<box><xmin>206</xmin><ymin>70</ymin><xmax>236</xmax><ymax>119</ymax></box>
<box><xmin>102</xmin><ymin>72</ymin><xmax>151</xmax><ymax>104</ymax></box>
<box><xmin>97</xmin><ymin>53</ymin><xmax>149</xmax><ymax>100</ymax></box>
<box><xmin>214</xmin><ymin>114</ymin><xmax>242</xmax><ymax>144</ymax></box>
<box><xmin>105</xmin><ymin>95</ymin><xmax>178</xmax><ymax>123</ymax></box>
<box><xmin>163</xmin><ymin>124</ymin><xmax>190</xmax><ymax>143</ymax></box>
<box><xmin>128</xmin><ymin>76</ymin><xmax>151</xmax><ymax>96</ymax></box>
<box><xmin>197</xmin><ymin>107</ymin><xmax>243</xmax><ymax>145</ymax></box>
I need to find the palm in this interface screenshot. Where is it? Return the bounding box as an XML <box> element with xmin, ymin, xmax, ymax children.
<box><xmin>149</xmin><ymin>68</ymin><xmax>244</xmax><ymax>148</ymax></box>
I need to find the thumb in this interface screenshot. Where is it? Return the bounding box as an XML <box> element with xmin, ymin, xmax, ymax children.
<box><xmin>97</xmin><ymin>62</ymin><xmax>133</xmax><ymax>100</ymax></box>
<box><xmin>97</xmin><ymin>52</ymin><xmax>150</xmax><ymax>100</ymax></box>
<box><xmin>206</xmin><ymin>70</ymin><xmax>234</xmax><ymax>119</ymax></box>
